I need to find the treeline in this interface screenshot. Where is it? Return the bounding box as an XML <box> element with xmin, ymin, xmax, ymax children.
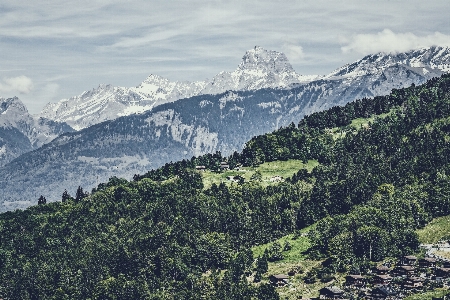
<box><xmin>308</xmin><ymin>184</ymin><xmax>425</xmax><ymax>271</ymax></box>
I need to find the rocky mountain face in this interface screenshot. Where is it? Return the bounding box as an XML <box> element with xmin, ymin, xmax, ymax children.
<box><xmin>1</xmin><ymin>46</ymin><xmax>450</xmax><ymax>211</ymax></box>
<box><xmin>0</xmin><ymin>97</ymin><xmax>74</xmax><ymax>166</ymax></box>
<box><xmin>38</xmin><ymin>46</ymin><xmax>318</xmax><ymax>130</ymax></box>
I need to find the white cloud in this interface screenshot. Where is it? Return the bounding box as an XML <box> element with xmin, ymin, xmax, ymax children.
<box><xmin>283</xmin><ymin>44</ymin><xmax>305</xmax><ymax>62</ymax></box>
<box><xmin>0</xmin><ymin>76</ymin><xmax>34</xmax><ymax>94</ymax></box>
<box><xmin>342</xmin><ymin>29</ymin><xmax>450</xmax><ymax>55</ymax></box>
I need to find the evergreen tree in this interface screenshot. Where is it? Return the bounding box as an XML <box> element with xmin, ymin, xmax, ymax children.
<box><xmin>256</xmin><ymin>283</ymin><xmax>279</xmax><ymax>300</ymax></box>
<box><xmin>37</xmin><ymin>195</ymin><xmax>46</xmax><ymax>205</ymax></box>
<box><xmin>75</xmin><ymin>186</ymin><xmax>87</xmax><ymax>202</ymax></box>
<box><xmin>62</xmin><ymin>190</ymin><xmax>71</xmax><ymax>202</ymax></box>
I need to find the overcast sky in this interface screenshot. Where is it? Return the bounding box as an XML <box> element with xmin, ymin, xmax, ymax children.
<box><xmin>1</xmin><ymin>0</ymin><xmax>450</xmax><ymax>114</ymax></box>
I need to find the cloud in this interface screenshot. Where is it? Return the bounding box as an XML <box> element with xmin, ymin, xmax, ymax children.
<box><xmin>283</xmin><ymin>44</ymin><xmax>305</xmax><ymax>62</ymax></box>
<box><xmin>0</xmin><ymin>76</ymin><xmax>34</xmax><ymax>94</ymax></box>
<box><xmin>342</xmin><ymin>29</ymin><xmax>450</xmax><ymax>55</ymax></box>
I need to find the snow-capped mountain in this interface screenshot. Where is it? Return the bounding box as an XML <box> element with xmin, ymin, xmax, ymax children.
<box><xmin>0</xmin><ymin>97</ymin><xmax>74</xmax><ymax>166</ymax></box>
<box><xmin>326</xmin><ymin>46</ymin><xmax>450</xmax><ymax>79</ymax></box>
<box><xmin>202</xmin><ymin>46</ymin><xmax>319</xmax><ymax>94</ymax></box>
<box><xmin>39</xmin><ymin>46</ymin><xmax>318</xmax><ymax>130</ymax></box>
<box><xmin>1</xmin><ymin>46</ymin><xmax>450</xmax><ymax>211</ymax></box>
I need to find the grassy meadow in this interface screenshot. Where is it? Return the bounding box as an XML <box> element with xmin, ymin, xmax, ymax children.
<box><xmin>417</xmin><ymin>214</ymin><xmax>450</xmax><ymax>244</ymax></box>
<box><xmin>201</xmin><ymin>159</ymin><xmax>319</xmax><ymax>189</ymax></box>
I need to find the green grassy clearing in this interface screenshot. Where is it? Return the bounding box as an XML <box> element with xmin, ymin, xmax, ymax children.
<box><xmin>417</xmin><ymin>214</ymin><xmax>450</xmax><ymax>244</ymax></box>
<box><xmin>434</xmin><ymin>251</ymin><xmax>450</xmax><ymax>260</ymax></box>
<box><xmin>349</xmin><ymin>111</ymin><xmax>392</xmax><ymax>129</ymax></box>
<box><xmin>252</xmin><ymin>234</ymin><xmax>311</xmax><ymax>263</ymax></box>
<box><xmin>250</xmin><ymin>225</ymin><xmax>339</xmax><ymax>299</ymax></box>
<box><xmin>201</xmin><ymin>159</ymin><xmax>319</xmax><ymax>189</ymax></box>
<box><xmin>327</xmin><ymin>111</ymin><xmax>393</xmax><ymax>140</ymax></box>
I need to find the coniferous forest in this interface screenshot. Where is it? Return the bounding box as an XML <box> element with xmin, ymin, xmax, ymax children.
<box><xmin>2</xmin><ymin>74</ymin><xmax>450</xmax><ymax>298</ymax></box>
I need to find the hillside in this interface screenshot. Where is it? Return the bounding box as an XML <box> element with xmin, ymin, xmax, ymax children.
<box><xmin>2</xmin><ymin>74</ymin><xmax>450</xmax><ymax>298</ymax></box>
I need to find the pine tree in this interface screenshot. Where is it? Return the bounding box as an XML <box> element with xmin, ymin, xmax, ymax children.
<box><xmin>38</xmin><ymin>195</ymin><xmax>46</xmax><ymax>205</ymax></box>
<box><xmin>62</xmin><ymin>190</ymin><xmax>71</xmax><ymax>202</ymax></box>
<box><xmin>75</xmin><ymin>186</ymin><xmax>87</xmax><ymax>202</ymax></box>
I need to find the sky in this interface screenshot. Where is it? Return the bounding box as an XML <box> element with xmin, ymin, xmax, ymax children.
<box><xmin>1</xmin><ymin>0</ymin><xmax>450</xmax><ymax>114</ymax></box>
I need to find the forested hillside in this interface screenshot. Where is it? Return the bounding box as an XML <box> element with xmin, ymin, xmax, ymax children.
<box><xmin>2</xmin><ymin>74</ymin><xmax>450</xmax><ymax>298</ymax></box>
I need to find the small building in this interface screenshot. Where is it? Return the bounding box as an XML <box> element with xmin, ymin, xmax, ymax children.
<box><xmin>370</xmin><ymin>286</ymin><xmax>397</xmax><ymax>300</ymax></box>
<box><xmin>345</xmin><ymin>275</ymin><xmax>366</xmax><ymax>288</ymax></box>
<box><xmin>372</xmin><ymin>275</ymin><xmax>392</xmax><ymax>286</ymax></box>
<box><xmin>269</xmin><ymin>274</ymin><xmax>289</xmax><ymax>287</ymax></box>
<box><xmin>375</xmin><ymin>265</ymin><xmax>390</xmax><ymax>275</ymax></box>
<box><xmin>442</xmin><ymin>261</ymin><xmax>450</xmax><ymax>269</ymax></box>
<box><xmin>393</xmin><ymin>265</ymin><xmax>415</xmax><ymax>277</ymax></box>
<box><xmin>400</xmin><ymin>255</ymin><xmax>417</xmax><ymax>266</ymax></box>
<box><xmin>226</xmin><ymin>175</ymin><xmax>244</xmax><ymax>183</ymax></box>
<box><xmin>270</xmin><ymin>176</ymin><xmax>284</xmax><ymax>182</ymax></box>
<box><xmin>220</xmin><ymin>163</ymin><xmax>230</xmax><ymax>171</ymax></box>
<box><xmin>319</xmin><ymin>286</ymin><xmax>345</xmax><ymax>299</ymax></box>
<box><xmin>419</xmin><ymin>257</ymin><xmax>437</xmax><ymax>269</ymax></box>
<box><xmin>403</xmin><ymin>276</ymin><xmax>424</xmax><ymax>290</ymax></box>
<box><xmin>436</xmin><ymin>267</ymin><xmax>450</xmax><ymax>278</ymax></box>
<box><xmin>195</xmin><ymin>165</ymin><xmax>206</xmax><ymax>171</ymax></box>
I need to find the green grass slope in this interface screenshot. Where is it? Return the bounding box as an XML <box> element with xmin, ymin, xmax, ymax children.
<box><xmin>417</xmin><ymin>214</ymin><xmax>450</xmax><ymax>244</ymax></box>
<box><xmin>201</xmin><ymin>159</ymin><xmax>319</xmax><ymax>188</ymax></box>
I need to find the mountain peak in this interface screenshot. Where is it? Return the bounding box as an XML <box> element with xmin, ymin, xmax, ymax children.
<box><xmin>238</xmin><ymin>46</ymin><xmax>295</xmax><ymax>74</ymax></box>
<box><xmin>141</xmin><ymin>74</ymin><xmax>167</xmax><ymax>84</ymax></box>
<box><xmin>0</xmin><ymin>97</ymin><xmax>28</xmax><ymax>115</ymax></box>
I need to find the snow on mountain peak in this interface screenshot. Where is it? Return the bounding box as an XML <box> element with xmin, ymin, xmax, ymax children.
<box><xmin>0</xmin><ymin>96</ymin><xmax>28</xmax><ymax>115</ymax></box>
<box><xmin>325</xmin><ymin>46</ymin><xmax>450</xmax><ymax>79</ymax></box>
<box><xmin>238</xmin><ymin>46</ymin><xmax>295</xmax><ymax>74</ymax></box>
<box><xmin>37</xmin><ymin>46</ymin><xmax>317</xmax><ymax>129</ymax></box>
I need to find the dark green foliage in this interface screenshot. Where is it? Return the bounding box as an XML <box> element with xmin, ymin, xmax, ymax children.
<box><xmin>256</xmin><ymin>283</ymin><xmax>280</xmax><ymax>300</ymax></box>
<box><xmin>75</xmin><ymin>186</ymin><xmax>88</xmax><ymax>202</ymax></box>
<box><xmin>267</xmin><ymin>241</ymin><xmax>284</xmax><ymax>262</ymax></box>
<box><xmin>61</xmin><ymin>189</ymin><xmax>72</xmax><ymax>202</ymax></box>
<box><xmin>0</xmin><ymin>168</ymin><xmax>306</xmax><ymax>298</ymax></box>
<box><xmin>309</xmin><ymin>184</ymin><xmax>422</xmax><ymax>268</ymax></box>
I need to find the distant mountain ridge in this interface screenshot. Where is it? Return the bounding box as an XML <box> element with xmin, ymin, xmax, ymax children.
<box><xmin>2</xmin><ymin>46</ymin><xmax>450</xmax><ymax>210</ymax></box>
<box><xmin>38</xmin><ymin>46</ymin><xmax>319</xmax><ymax>130</ymax></box>
<box><xmin>38</xmin><ymin>46</ymin><xmax>450</xmax><ymax>131</ymax></box>
<box><xmin>0</xmin><ymin>97</ymin><xmax>74</xmax><ymax>166</ymax></box>
<box><xmin>325</xmin><ymin>46</ymin><xmax>450</xmax><ymax>79</ymax></box>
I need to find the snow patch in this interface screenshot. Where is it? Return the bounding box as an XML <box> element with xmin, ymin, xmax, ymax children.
<box><xmin>258</xmin><ymin>102</ymin><xmax>282</xmax><ymax>109</ymax></box>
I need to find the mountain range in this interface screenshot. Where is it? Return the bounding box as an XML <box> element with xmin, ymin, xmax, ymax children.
<box><xmin>1</xmin><ymin>46</ymin><xmax>450</xmax><ymax>210</ymax></box>
<box><xmin>38</xmin><ymin>46</ymin><xmax>319</xmax><ymax>131</ymax></box>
